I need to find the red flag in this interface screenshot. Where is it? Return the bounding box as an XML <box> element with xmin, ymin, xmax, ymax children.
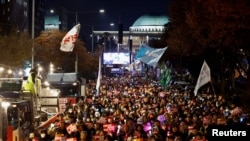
<box><xmin>60</xmin><ymin>24</ymin><xmax>81</xmax><ymax>52</ymax></box>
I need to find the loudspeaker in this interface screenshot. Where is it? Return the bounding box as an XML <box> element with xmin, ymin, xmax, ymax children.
<box><xmin>129</xmin><ymin>39</ymin><xmax>132</xmax><ymax>52</ymax></box>
<box><xmin>118</xmin><ymin>24</ymin><xmax>123</xmax><ymax>44</ymax></box>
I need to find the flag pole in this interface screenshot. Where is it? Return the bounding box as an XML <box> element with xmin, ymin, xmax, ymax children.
<box><xmin>31</xmin><ymin>0</ymin><xmax>35</xmax><ymax>69</ymax></box>
<box><xmin>75</xmin><ymin>52</ymin><xmax>78</xmax><ymax>73</ymax></box>
<box><xmin>75</xmin><ymin>11</ymin><xmax>78</xmax><ymax>73</ymax></box>
<box><xmin>210</xmin><ymin>80</ymin><xmax>216</xmax><ymax>95</ymax></box>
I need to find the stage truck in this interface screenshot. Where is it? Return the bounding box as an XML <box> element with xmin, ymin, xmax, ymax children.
<box><xmin>0</xmin><ymin>71</ymin><xmax>86</xmax><ymax>140</ymax></box>
<box><xmin>39</xmin><ymin>72</ymin><xmax>86</xmax><ymax>115</ymax></box>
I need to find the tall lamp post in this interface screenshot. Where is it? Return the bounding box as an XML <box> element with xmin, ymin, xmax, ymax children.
<box><xmin>73</xmin><ymin>9</ymin><xmax>105</xmax><ymax>53</ymax></box>
<box><xmin>70</xmin><ymin>9</ymin><xmax>105</xmax><ymax>71</ymax></box>
<box><xmin>72</xmin><ymin>9</ymin><xmax>105</xmax><ymax>25</ymax></box>
<box><xmin>31</xmin><ymin>0</ymin><xmax>35</xmax><ymax>69</ymax></box>
<box><xmin>91</xmin><ymin>25</ymin><xmax>94</xmax><ymax>53</ymax></box>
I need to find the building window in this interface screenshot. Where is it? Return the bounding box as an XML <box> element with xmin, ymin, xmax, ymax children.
<box><xmin>2</xmin><ymin>9</ymin><xmax>5</xmax><ymax>15</ymax></box>
<box><xmin>16</xmin><ymin>0</ymin><xmax>21</xmax><ymax>4</ymax></box>
<box><xmin>24</xmin><ymin>11</ymin><xmax>27</xmax><ymax>17</ymax></box>
<box><xmin>24</xmin><ymin>1</ymin><xmax>27</xmax><ymax>7</ymax></box>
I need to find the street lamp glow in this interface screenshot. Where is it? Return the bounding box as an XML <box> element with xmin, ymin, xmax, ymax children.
<box><xmin>7</xmin><ymin>69</ymin><xmax>12</xmax><ymax>75</ymax></box>
<box><xmin>18</xmin><ymin>70</ymin><xmax>23</xmax><ymax>76</ymax></box>
<box><xmin>44</xmin><ymin>81</ymin><xmax>50</xmax><ymax>86</ymax></box>
<box><xmin>0</xmin><ymin>67</ymin><xmax>4</xmax><ymax>73</ymax></box>
<box><xmin>50</xmin><ymin>9</ymin><xmax>54</xmax><ymax>13</ymax></box>
<box><xmin>1</xmin><ymin>101</ymin><xmax>10</xmax><ymax>108</ymax></box>
<box><xmin>49</xmin><ymin>63</ymin><xmax>54</xmax><ymax>73</ymax></box>
<box><xmin>38</xmin><ymin>66</ymin><xmax>43</xmax><ymax>72</ymax></box>
<box><xmin>99</xmin><ymin>9</ymin><xmax>105</xmax><ymax>13</ymax></box>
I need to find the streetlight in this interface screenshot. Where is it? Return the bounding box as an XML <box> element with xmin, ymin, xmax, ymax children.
<box><xmin>31</xmin><ymin>0</ymin><xmax>35</xmax><ymax>69</ymax></box>
<box><xmin>71</xmin><ymin>9</ymin><xmax>105</xmax><ymax>73</ymax></box>
<box><xmin>49</xmin><ymin>63</ymin><xmax>54</xmax><ymax>74</ymax></box>
<box><xmin>69</xmin><ymin>9</ymin><xmax>105</xmax><ymax>71</ymax></box>
<box><xmin>72</xmin><ymin>9</ymin><xmax>105</xmax><ymax>24</ymax></box>
<box><xmin>50</xmin><ymin>9</ymin><xmax>54</xmax><ymax>14</ymax></box>
<box><xmin>0</xmin><ymin>64</ymin><xmax>15</xmax><ymax>78</ymax></box>
<box><xmin>0</xmin><ymin>67</ymin><xmax>4</xmax><ymax>73</ymax></box>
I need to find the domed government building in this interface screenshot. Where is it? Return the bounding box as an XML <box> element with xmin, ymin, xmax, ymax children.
<box><xmin>93</xmin><ymin>14</ymin><xmax>169</xmax><ymax>55</ymax></box>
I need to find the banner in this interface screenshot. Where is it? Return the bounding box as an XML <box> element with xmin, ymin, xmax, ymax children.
<box><xmin>103</xmin><ymin>124</ymin><xmax>116</xmax><ymax>133</ymax></box>
<box><xmin>60</xmin><ymin>24</ymin><xmax>81</xmax><ymax>52</ymax></box>
<box><xmin>135</xmin><ymin>45</ymin><xmax>168</xmax><ymax>67</ymax></box>
<box><xmin>66</xmin><ymin>123</ymin><xmax>78</xmax><ymax>134</ymax></box>
<box><xmin>194</xmin><ymin>60</ymin><xmax>211</xmax><ymax>96</ymax></box>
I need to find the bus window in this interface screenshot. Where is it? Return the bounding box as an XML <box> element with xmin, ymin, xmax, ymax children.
<box><xmin>52</xmin><ymin>84</ymin><xmax>80</xmax><ymax>97</ymax></box>
<box><xmin>7</xmin><ymin>107</ymin><xmax>18</xmax><ymax>130</ymax></box>
<box><xmin>19</xmin><ymin>107</ymin><xmax>26</xmax><ymax>126</ymax></box>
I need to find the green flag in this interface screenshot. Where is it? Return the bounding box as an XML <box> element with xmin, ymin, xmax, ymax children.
<box><xmin>159</xmin><ymin>63</ymin><xmax>171</xmax><ymax>90</ymax></box>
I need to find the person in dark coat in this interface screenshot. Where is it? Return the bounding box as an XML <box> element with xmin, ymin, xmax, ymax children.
<box><xmin>37</xmin><ymin>128</ymin><xmax>51</xmax><ymax>141</ymax></box>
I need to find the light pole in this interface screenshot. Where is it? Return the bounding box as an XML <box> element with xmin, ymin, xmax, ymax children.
<box><xmin>72</xmin><ymin>9</ymin><xmax>105</xmax><ymax>53</ymax></box>
<box><xmin>91</xmin><ymin>25</ymin><xmax>94</xmax><ymax>53</ymax></box>
<box><xmin>71</xmin><ymin>9</ymin><xmax>105</xmax><ymax>71</ymax></box>
<box><xmin>71</xmin><ymin>9</ymin><xmax>105</xmax><ymax>25</ymax></box>
<box><xmin>31</xmin><ymin>0</ymin><xmax>35</xmax><ymax>69</ymax></box>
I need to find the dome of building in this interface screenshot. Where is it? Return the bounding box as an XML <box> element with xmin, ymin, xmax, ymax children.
<box><xmin>132</xmin><ymin>14</ymin><xmax>169</xmax><ymax>26</ymax></box>
<box><xmin>130</xmin><ymin>14</ymin><xmax>169</xmax><ymax>33</ymax></box>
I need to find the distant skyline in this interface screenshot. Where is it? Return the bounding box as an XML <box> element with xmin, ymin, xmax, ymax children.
<box><xmin>45</xmin><ymin>0</ymin><xmax>169</xmax><ymax>31</ymax></box>
<box><xmin>45</xmin><ymin>0</ymin><xmax>169</xmax><ymax>51</ymax></box>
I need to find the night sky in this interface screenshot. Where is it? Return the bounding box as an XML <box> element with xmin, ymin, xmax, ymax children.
<box><xmin>45</xmin><ymin>0</ymin><xmax>169</xmax><ymax>50</ymax></box>
<box><xmin>45</xmin><ymin>0</ymin><xmax>169</xmax><ymax>30</ymax></box>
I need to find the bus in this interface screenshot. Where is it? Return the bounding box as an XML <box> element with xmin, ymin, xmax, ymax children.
<box><xmin>0</xmin><ymin>92</ymin><xmax>34</xmax><ymax>141</ymax></box>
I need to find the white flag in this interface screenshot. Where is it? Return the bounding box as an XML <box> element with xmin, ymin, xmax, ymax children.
<box><xmin>60</xmin><ymin>24</ymin><xmax>81</xmax><ymax>52</ymax></box>
<box><xmin>96</xmin><ymin>56</ymin><xmax>102</xmax><ymax>95</ymax></box>
<box><xmin>194</xmin><ymin>61</ymin><xmax>211</xmax><ymax>96</ymax></box>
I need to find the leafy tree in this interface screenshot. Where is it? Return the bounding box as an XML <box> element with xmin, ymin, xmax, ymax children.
<box><xmin>0</xmin><ymin>31</ymin><xmax>32</xmax><ymax>68</ymax></box>
<box><xmin>35</xmin><ymin>30</ymin><xmax>98</xmax><ymax>79</ymax></box>
<box><xmin>166</xmin><ymin>0</ymin><xmax>250</xmax><ymax>96</ymax></box>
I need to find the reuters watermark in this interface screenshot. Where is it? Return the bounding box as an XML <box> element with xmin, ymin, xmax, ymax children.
<box><xmin>207</xmin><ymin>125</ymin><xmax>250</xmax><ymax>141</ymax></box>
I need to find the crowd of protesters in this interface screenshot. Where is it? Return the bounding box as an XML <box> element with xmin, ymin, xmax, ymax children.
<box><xmin>31</xmin><ymin>71</ymin><xmax>249</xmax><ymax>141</ymax></box>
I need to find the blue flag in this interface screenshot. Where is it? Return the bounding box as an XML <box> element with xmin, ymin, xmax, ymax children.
<box><xmin>135</xmin><ymin>44</ymin><xmax>155</xmax><ymax>60</ymax></box>
<box><xmin>136</xmin><ymin>46</ymin><xmax>168</xmax><ymax>67</ymax></box>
